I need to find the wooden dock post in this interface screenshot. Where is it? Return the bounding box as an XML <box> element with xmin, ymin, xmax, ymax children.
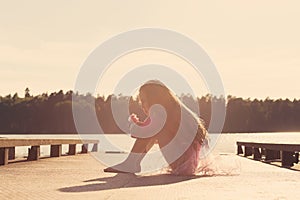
<box><xmin>253</xmin><ymin>148</ymin><xmax>261</xmax><ymax>160</ymax></box>
<box><xmin>261</xmin><ymin>148</ymin><xmax>266</xmax><ymax>160</ymax></box>
<box><xmin>281</xmin><ymin>151</ymin><xmax>297</xmax><ymax>167</ymax></box>
<box><xmin>8</xmin><ymin>147</ymin><xmax>15</xmax><ymax>160</ymax></box>
<box><xmin>244</xmin><ymin>146</ymin><xmax>253</xmax><ymax>157</ymax></box>
<box><xmin>68</xmin><ymin>144</ymin><xmax>76</xmax><ymax>155</ymax></box>
<box><xmin>0</xmin><ymin>147</ymin><xmax>9</xmax><ymax>165</ymax></box>
<box><xmin>295</xmin><ymin>152</ymin><xmax>299</xmax><ymax>164</ymax></box>
<box><xmin>50</xmin><ymin>144</ymin><xmax>62</xmax><ymax>157</ymax></box>
<box><xmin>237</xmin><ymin>145</ymin><xmax>243</xmax><ymax>155</ymax></box>
<box><xmin>27</xmin><ymin>146</ymin><xmax>40</xmax><ymax>161</ymax></box>
<box><xmin>92</xmin><ymin>143</ymin><xmax>98</xmax><ymax>152</ymax></box>
<box><xmin>81</xmin><ymin>144</ymin><xmax>88</xmax><ymax>153</ymax></box>
<box><xmin>265</xmin><ymin>149</ymin><xmax>281</xmax><ymax>161</ymax></box>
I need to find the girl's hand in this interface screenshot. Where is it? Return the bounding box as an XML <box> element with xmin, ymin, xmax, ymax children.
<box><xmin>128</xmin><ymin>113</ymin><xmax>151</xmax><ymax>127</ymax></box>
<box><xmin>129</xmin><ymin>113</ymin><xmax>139</xmax><ymax>123</ymax></box>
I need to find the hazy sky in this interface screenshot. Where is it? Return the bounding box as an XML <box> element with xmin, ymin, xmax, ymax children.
<box><xmin>1</xmin><ymin>0</ymin><xmax>299</xmax><ymax>99</ymax></box>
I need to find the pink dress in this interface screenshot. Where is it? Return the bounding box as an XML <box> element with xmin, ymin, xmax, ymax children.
<box><xmin>169</xmin><ymin>140</ymin><xmax>202</xmax><ymax>175</ymax></box>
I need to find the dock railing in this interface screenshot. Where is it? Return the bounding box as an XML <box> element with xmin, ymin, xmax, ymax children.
<box><xmin>0</xmin><ymin>138</ymin><xmax>99</xmax><ymax>166</ymax></box>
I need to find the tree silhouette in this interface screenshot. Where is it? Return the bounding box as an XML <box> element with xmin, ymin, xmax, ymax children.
<box><xmin>25</xmin><ymin>88</ymin><xmax>30</xmax><ymax>98</ymax></box>
<box><xmin>0</xmin><ymin>91</ymin><xmax>299</xmax><ymax>134</ymax></box>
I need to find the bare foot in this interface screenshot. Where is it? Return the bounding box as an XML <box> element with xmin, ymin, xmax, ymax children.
<box><xmin>103</xmin><ymin>162</ymin><xmax>141</xmax><ymax>174</ymax></box>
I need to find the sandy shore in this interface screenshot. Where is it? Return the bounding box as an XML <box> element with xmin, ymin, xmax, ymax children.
<box><xmin>1</xmin><ymin>153</ymin><xmax>299</xmax><ymax>200</ymax></box>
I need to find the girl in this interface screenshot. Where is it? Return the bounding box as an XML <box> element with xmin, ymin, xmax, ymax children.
<box><xmin>104</xmin><ymin>80</ymin><xmax>210</xmax><ymax>175</ymax></box>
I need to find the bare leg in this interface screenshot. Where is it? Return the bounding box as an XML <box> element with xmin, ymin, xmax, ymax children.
<box><xmin>104</xmin><ymin>137</ymin><xmax>156</xmax><ymax>173</ymax></box>
<box><xmin>130</xmin><ymin>137</ymin><xmax>156</xmax><ymax>153</ymax></box>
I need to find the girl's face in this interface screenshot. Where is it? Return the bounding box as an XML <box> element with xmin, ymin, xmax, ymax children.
<box><xmin>139</xmin><ymin>92</ymin><xmax>150</xmax><ymax>115</ymax></box>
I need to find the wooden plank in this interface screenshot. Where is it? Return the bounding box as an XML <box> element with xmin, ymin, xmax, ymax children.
<box><xmin>0</xmin><ymin>147</ymin><xmax>9</xmax><ymax>165</ymax></box>
<box><xmin>236</xmin><ymin>142</ymin><xmax>300</xmax><ymax>152</ymax></box>
<box><xmin>0</xmin><ymin>139</ymin><xmax>99</xmax><ymax>148</ymax></box>
<box><xmin>0</xmin><ymin>138</ymin><xmax>100</xmax><ymax>166</ymax></box>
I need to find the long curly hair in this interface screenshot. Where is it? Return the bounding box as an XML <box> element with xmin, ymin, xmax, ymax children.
<box><xmin>138</xmin><ymin>80</ymin><xmax>207</xmax><ymax>145</ymax></box>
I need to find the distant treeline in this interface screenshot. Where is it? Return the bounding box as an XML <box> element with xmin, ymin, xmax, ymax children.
<box><xmin>0</xmin><ymin>89</ymin><xmax>299</xmax><ymax>133</ymax></box>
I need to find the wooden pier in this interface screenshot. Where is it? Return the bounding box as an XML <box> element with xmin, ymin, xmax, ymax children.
<box><xmin>0</xmin><ymin>138</ymin><xmax>99</xmax><ymax>166</ymax></box>
<box><xmin>1</xmin><ymin>153</ymin><xmax>300</xmax><ymax>199</ymax></box>
<box><xmin>237</xmin><ymin>141</ymin><xmax>300</xmax><ymax>167</ymax></box>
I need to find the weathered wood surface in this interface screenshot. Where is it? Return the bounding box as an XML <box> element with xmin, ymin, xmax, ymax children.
<box><xmin>236</xmin><ymin>142</ymin><xmax>300</xmax><ymax>152</ymax></box>
<box><xmin>0</xmin><ymin>138</ymin><xmax>99</xmax><ymax>148</ymax></box>
<box><xmin>237</xmin><ymin>141</ymin><xmax>300</xmax><ymax>167</ymax></box>
<box><xmin>0</xmin><ymin>138</ymin><xmax>99</xmax><ymax>166</ymax></box>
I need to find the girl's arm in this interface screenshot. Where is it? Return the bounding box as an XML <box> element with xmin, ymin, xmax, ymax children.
<box><xmin>129</xmin><ymin>105</ymin><xmax>166</xmax><ymax>139</ymax></box>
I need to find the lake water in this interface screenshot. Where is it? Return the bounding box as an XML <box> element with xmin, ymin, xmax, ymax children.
<box><xmin>1</xmin><ymin>132</ymin><xmax>300</xmax><ymax>159</ymax></box>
